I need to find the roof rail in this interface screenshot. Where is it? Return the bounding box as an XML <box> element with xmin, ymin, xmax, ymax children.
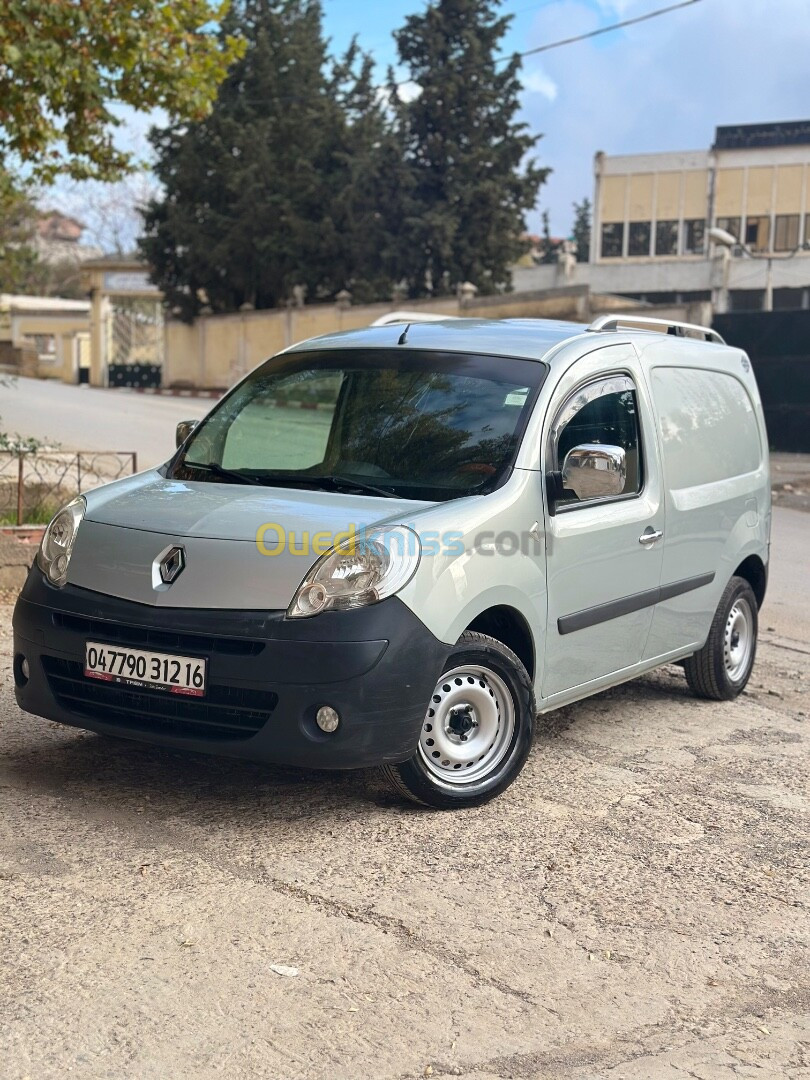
<box><xmin>588</xmin><ymin>313</ymin><xmax>725</xmax><ymax>346</ymax></box>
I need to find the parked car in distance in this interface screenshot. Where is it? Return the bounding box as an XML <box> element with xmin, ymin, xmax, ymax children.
<box><xmin>13</xmin><ymin>314</ymin><xmax>771</xmax><ymax>808</ymax></box>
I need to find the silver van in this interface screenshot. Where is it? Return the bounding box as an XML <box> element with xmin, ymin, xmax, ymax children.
<box><xmin>13</xmin><ymin>315</ymin><xmax>771</xmax><ymax>808</ymax></box>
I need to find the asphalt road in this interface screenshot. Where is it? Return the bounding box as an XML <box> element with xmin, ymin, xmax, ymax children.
<box><xmin>1</xmin><ymin>507</ymin><xmax>808</xmax><ymax>1078</ymax></box>
<box><xmin>1</xmin><ymin>376</ymin><xmax>212</xmax><ymax>469</ymax></box>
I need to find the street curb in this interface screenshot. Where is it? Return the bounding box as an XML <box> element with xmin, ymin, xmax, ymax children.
<box><xmin>115</xmin><ymin>387</ymin><xmax>224</xmax><ymax>399</ymax></box>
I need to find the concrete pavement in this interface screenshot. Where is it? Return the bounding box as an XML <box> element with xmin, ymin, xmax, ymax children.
<box><xmin>1</xmin><ymin>376</ymin><xmax>212</xmax><ymax>469</ymax></box>
<box><xmin>1</xmin><ymin>505</ymin><xmax>807</xmax><ymax>1078</ymax></box>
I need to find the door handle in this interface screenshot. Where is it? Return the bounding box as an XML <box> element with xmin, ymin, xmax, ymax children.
<box><xmin>639</xmin><ymin>528</ymin><xmax>663</xmax><ymax>546</ymax></box>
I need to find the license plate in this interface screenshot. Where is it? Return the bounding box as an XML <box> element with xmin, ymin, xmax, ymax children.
<box><xmin>84</xmin><ymin>641</ymin><xmax>207</xmax><ymax>697</ymax></box>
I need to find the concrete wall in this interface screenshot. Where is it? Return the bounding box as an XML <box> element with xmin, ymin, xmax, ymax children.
<box><xmin>513</xmin><ymin>254</ymin><xmax>810</xmax><ymax>302</ymax></box>
<box><xmin>163</xmin><ymin>289</ymin><xmax>604</xmax><ymax>389</ymax></box>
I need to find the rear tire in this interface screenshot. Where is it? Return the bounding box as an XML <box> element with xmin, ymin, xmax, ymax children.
<box><xmin>684</xmin><ymin>576</ymin><xmax>758</xmax><ymax>700</ymax></box>
<box><xmin>381</xmin><ymin>631</ymin><xmax>535</xmax><ymax>809</ymax></box>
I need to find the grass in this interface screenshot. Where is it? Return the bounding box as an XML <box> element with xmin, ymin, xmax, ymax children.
<box><xmin>0</xmin><ymin>502</ymin><xmax>68</xmax><ymax>527</ymax></box>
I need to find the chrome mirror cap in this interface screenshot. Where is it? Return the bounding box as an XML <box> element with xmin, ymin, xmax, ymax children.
<box><xmin>176</xmin><ymin>419</ymin><xmax>198</xmax><ymax>448</ymax></box>
<box><xmin>561</xmin><ymin>443</ymin><xmax>626</xmax><ymax>501</ymax></box>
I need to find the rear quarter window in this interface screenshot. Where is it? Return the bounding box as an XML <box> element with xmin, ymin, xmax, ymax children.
<box><xmin>651</xmin><ymin>366</ymin><xmax>761</xmax><ymax>488</ymax></box>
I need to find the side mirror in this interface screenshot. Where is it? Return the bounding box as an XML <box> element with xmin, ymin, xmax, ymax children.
<box><xmin>560</xmin><ymin>443</ymin><xmax>626</xmax><ymax>502</ymax></box>
<box><xmin>176</xmin><ymin>419</ymin><xmax>198</xmax><ymax>448</ymax></box>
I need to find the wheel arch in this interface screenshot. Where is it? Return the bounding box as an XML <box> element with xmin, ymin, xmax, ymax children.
<box><xmin>734</xmin><ymin>553</ymin><xmax>767</xmax><ymax>608</ymax></box>
<box><xmin>462</xmin><ymin>605</ymin><xmax>536</xmax><ymax>680</ymax></box>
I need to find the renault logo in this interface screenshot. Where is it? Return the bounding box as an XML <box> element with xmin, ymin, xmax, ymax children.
<box><xmin>158</xmin><ymin>545</ymin><xmax>186</xmax><ymax>585</ymax></box>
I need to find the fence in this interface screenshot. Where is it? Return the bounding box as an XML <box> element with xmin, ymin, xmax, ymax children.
<box><xmin>108</xmin><ymin>363</ymin><xmax>162</xmax><ymax>388</ymax></box>
<box><xmin>713</xmin><ymin>310</ymin><xmax>810</xmax><ymax>453</ymax></box>
<box><xmin>0</xmin><ymin>451</ymin><xmax>138</xmax><ymax>526</ymax></box>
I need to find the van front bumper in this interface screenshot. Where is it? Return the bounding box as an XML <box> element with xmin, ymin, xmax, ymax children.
<box><xmin>12</xmin><ymin>570</ymin><xmax>450</xmax><ymax>770</ymax></box>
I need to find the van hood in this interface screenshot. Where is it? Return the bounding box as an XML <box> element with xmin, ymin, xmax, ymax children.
<box><xmin>83</xmin><ymin>470</ymin><xmax>433</xmax><ymax>542</ymax></box>
<box><xmin>67</xmin><ymin>470</ymin><xmax>437</xmax><ymax>609</ymax></box>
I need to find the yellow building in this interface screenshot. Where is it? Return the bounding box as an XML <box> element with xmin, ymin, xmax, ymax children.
<box><xmin>591</xmin><ymin>120</ymin><xmax>810</xmax><ymax>311</ymax></box>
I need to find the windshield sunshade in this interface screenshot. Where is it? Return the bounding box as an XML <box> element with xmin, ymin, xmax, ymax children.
<box><xmin>171</xmin><ymin>348</ymin><xmax>547</xmax><ymax>502</ymax></box>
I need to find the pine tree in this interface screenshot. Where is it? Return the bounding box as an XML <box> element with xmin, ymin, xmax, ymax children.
<box><xmin>572</xmin><ymin>197</ymin><xmax>592</xmax><ymax>263</ymax></box>
<box><xmin>540</xmin><ymin>208</ymin><xmax>560</xmax><ymax>264</ymax></box>
<box><xmin>326</xmin><ymin>43</ymin><xmax>410</xmax><ymax>303</ymax></box>
<box><xmin>392</xmin><ymin>0</ymin><xmax>548</xmax><ymax>296</ymax></box>
<box><xmin>140</xmin><ymin>0</ymin><xmax>351</xmax><ymax>318</ymax></box>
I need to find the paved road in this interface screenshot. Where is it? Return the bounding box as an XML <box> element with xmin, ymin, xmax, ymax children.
<box><xmin>1</xmin><ymin>506</ymin><xmax>808</xmax><ymax>1078</ymax></box>
<box><xmin>765</xmin><ymin>506</ymin><xmax>810</xmax><ymax>643</ymax></box>
<box><xmin>1</xmin><ymin>376</ymin><xmax>212</xmax><ymax>469</ymax></box>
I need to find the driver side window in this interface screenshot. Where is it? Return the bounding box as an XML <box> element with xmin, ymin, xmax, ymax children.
<box><xmin>553</xmin><ymin>375</ymin><xmax>643</xmax><ymax>506</ymax></box>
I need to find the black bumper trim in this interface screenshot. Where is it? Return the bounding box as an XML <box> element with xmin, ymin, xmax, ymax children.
<box><xmin>13</xmin><ymin>570</ymin><xmax>450</xmax><ymax>769</ymax></box>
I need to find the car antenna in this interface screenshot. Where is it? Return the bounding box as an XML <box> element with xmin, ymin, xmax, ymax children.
<box><xmin>397</xmin><ymin>323</ymin><xmax>411</xmax><ymax>345</ymax></box>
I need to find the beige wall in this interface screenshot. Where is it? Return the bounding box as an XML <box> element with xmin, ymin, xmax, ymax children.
<box><xmin>164</xmin><ymin>292</ymin><xmax>593</xmax><ymax>389</ymax></box>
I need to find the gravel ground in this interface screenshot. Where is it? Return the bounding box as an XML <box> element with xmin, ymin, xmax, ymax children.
<box><xmin>2</xmin><ymin>518</ymin><xmax>808</xmax><ymax>1078</ymax></box>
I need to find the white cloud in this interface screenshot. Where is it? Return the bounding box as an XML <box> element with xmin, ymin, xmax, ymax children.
<box><xmin>397</xmin><ymin>80</ymin><xmax>423</xmax><ymax>103</ymax></box>
<box><xmin>523</xmin><ymin>68</ymin><xmax>558</xmax><ymax>102</ymax></box>
<box><xmin>520</xmin><ymin>0</ymin><xmax>810</xmax><ymax>234</ymax></box>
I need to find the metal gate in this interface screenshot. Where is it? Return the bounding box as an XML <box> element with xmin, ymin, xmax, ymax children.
<box><xmin>111</xmin><ymin>297</ymin><xmax>164</xmax><ymax>366</ymax></box>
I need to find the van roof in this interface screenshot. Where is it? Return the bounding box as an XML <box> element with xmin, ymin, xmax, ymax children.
<box><xmin>289</xmin><ymin>317</ymin><xmax>589</xmax><ymax>363</ymax></box>
<box><xmin>288</xmin><ymin>314</ymin><xmax>726</xmax><ymax>364</ymax></box>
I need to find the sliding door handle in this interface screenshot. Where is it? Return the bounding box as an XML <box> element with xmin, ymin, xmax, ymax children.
<box><xmin>639</xmin><ymin>528</ymin><xmax>663</xmax><ymax>546</ymax></box>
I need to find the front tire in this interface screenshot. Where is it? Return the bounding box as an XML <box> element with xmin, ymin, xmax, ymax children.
<box><xmin>381</xmin><ymin>631</ymin><xmax>535</xmax><ymax>809</ymax></box>
<box><xmin>684</xmin><ymin>576</ymin><xmax>758</xmax><ymax>700</ymax></box>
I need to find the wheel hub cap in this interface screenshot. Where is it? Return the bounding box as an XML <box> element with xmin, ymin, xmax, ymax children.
<box><xmin>724</xmin><ymin>597</ymin><xmax>753</xmax><ymax>682</ymax></box>
<box><xmin>418</xmin><ymin>665</ymin><xmax>516</xmax><ymax>785</ymax></box>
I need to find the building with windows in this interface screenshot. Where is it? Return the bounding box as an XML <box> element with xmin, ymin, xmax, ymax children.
<box><xmin>34</xmin><ymin>211</ymin><xmax>102</xmax><ymax>265</ymax></box>
<box><xmin>512</xmin><ymin>120</ymin><xmax>810</xmax><ymax>313</ymax></box>
<box><xmin>590</xmin><ymin>120</ymin><xmax>810</xmax><ymax>311</ymax></box>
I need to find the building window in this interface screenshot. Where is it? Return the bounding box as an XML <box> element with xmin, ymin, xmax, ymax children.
<box><xmin>715</xmin><ymin>217</ymin><xmax>741</xmax><ymax>245</ymax></box>
<box><xmin>600</xmin><ymin>222</ymin><xmax>624</xmax><ymax>258</ymax></box>
<box><xmin>745</xmin><ymin>216</ymin><xmax>770</xmax><ymax>253</ymax></box>
<box><xmin>628</xmin><ymin>221</ymin><xmax>651</xmax><ymax>256</ymax></box>
<box><xmin>683</xmin><ymin>219</ymin><xmax>705</xmax><ymax>255</ymax></box>
<box><xmin>772</xmin><ymin>287</ymin><xmax>805</xmax><ymax>310</ymax></box>
<box><xmin>774</xmin><ymin>214</ymin><xmax>800</xmax><ymax>252</ymax></box>
<box><xmin>655</xmin><ymin>220</ymin><xmax>678</xmax><ymax>256</ymax></box>
<box><xmin>729</xmin><ymin>289</ymin><xmax>765</xmax><ymax>312</ymax></box>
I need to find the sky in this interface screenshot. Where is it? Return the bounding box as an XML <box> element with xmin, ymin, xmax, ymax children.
<box><xmin>55</xmin><ymin>0</ymin><xmax>810</xmax><ymax>247</ymax></box>
<box><xmin>318</xmin><ymin>0</ymin><xmax>810</xmax><ymax>236</ymax></box>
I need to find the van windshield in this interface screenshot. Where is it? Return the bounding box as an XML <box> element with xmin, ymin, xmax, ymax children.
<box><xmin>170</xmin><ymin>348</ymin><xmax>546</xmax><ymax>501</ymax></box>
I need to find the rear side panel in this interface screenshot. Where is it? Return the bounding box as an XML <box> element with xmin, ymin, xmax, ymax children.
<box><xmin>639</xmin><ymin>339</ymin><xmax>770</xmax><ymax>659</ymax></box>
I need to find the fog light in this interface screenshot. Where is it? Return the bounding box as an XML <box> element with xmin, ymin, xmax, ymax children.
<box><xmin>14</xmin><ymin>654</ymin><xmax>30</xmax><ymax>687</ymax></box>
<box><xmin>316</xmin><ymin>705</ymin><xmax>340</xmax><ymax>733</ymax></box>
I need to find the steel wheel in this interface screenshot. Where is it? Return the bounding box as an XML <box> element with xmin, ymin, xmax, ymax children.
<box><xmin>724</xmin><ymin>596</ymin><xmax>754</xmax><ymax>683</ymax></box>
<box><xmin>417</xmin><ymin>664</ymin><xmax>516</xmax><ymax>786</ymax></box>
<box><xmin>684</xmin><ymin>575</ymin><xmax>759</xmax><ymax>701</ymax></box>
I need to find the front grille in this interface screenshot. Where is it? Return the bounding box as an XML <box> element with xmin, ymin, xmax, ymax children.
<box><xmin>43</xmin><ymin>658</ymin><xmax>276</xmax><ymax>741</ymax></box>
<box><xmin>52</xmin><ymin>612</ymin><xmax>265</xmax><ymax>657</ymax></box>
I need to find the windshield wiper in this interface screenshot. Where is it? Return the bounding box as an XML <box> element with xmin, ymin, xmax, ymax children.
<box><xmin>309</xmin><ymin>475</ymin><xmax>400</xmax><ymax>499</ymax></box>
<box><xmin>184</xmin><ymin>461</ymin><xmax>265</xmax><ymax>486</ymax></box>
<box><xmin>182</xmin><ymin>463</ymin><xmax>399</xmax><ymax>498</ymax></box>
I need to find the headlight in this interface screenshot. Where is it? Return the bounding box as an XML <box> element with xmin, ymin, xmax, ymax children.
<box><xmin>288</xmin><ymin>526</ymin><xmax>420</xmax><ymax>618</ymax></box>
<box><xmin>36</xmin><ymin>496</ymin><xmax>86</xmax><ymax>587</ymax></box>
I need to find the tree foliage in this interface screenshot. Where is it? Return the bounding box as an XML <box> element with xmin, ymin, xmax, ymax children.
<box><xmin>141</xmin><ymin>0</ymin><xmax>405</xmax><ymax>317</ymax></box>
<box><xmin>0</xmin><ymin>171</ymin><xmax>88</xmax><ymax>297</ymax></box>
<box><xmin>142</xmin><ymin>0</ymin><xmax>549</xmax><ymax>315</ymax></box>
<box><xmin>572</xmin><ymin>197</ymin><xmax>592</xmax><ymax>263</ymax></box>
<box><xmin>0</xmin><ymin>0</ymin><xmax>244</xmax><ymax>181</ymax></box>
<box><xmin>392</xmin><ymin>0</ymin><xmax>547</xmax><ymax>296</ymax></box>
<box><xmin>540</xmin><ymin>209</ymin><xmax>560</xmax><ymax>264</ymax></box>
<box><xmin>0</xmin><ymin>171</ymin><xmax>40</xmax><ymax>293</ymax></box>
